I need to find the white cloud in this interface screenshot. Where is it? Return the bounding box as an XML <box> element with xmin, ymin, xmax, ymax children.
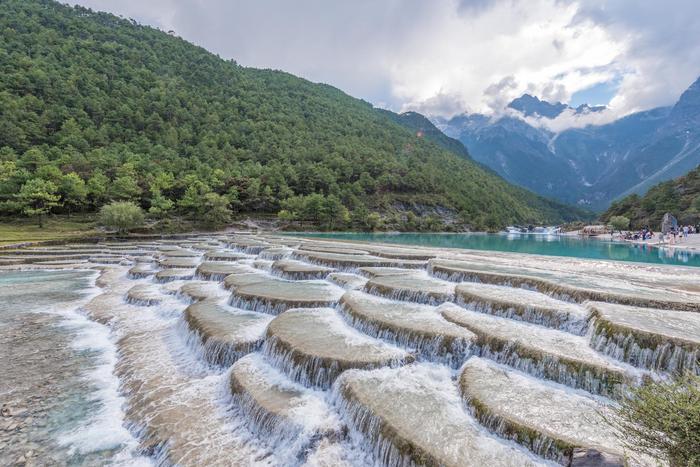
<box><xmin>71</xmin><ymin>0</ymin><xmax>700</xmax><ymax>128</ymax></box>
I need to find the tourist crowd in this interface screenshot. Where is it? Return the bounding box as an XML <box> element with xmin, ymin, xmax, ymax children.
<box><xmin>623</xmin><ymin>224</ymin><xmax>699</xmax><ymax>244</ymax></box>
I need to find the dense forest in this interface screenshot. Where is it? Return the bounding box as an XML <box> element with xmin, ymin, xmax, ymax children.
<box><xmin>601</xmin><ymin>166</ymin><xmax>700</xmax><ymax>228</ymax></box>
<box><xmin>0</xmin><ymin>0</ymin><xmax>584</xmax><ymax>231</ymax></box>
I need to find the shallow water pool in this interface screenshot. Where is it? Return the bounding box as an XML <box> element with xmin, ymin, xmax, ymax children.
<box><xmin>287</xmin><ymin>232</ymin><xmax>700</xmax><ymax>267</ymax></box>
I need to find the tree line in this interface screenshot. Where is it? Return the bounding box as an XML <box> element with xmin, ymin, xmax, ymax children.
<box><xmin>0</xmin><ymin>0</ymin><xmax>581</xmax><ymax>231</ymax></box>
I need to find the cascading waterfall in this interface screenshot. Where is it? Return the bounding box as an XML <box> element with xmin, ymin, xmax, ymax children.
<box><xmin>335</xmin><ymin>302</ymin><xmax>471</xmax><ymax>367</ymax></box>
<box><xmin>455</xmin><ymin>298</ymin><xmax>589</xmax><ymax>335</ymax></box>
<box><xmin>590</xmin><ymin>323</ymin><xmax>698</xmax><ymax>375</ymax></box>
<box><xmin>3</xmin><ymin>234</ymin><xmax>696</xmax><ymax>467</ymax></box>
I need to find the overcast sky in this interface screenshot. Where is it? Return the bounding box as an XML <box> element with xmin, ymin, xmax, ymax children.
<box><xmin>72</xmin><ymin>0</ymin><xmax>700</xmax><ymax>127</ymax></box>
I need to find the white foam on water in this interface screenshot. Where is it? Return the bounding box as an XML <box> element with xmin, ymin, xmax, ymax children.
<box><xmin>49</xmin><ymin>271</ymin><xmax>151</xmax><ymax>465</ymax></box>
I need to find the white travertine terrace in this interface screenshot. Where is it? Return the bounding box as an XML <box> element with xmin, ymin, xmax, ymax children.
<box><xmin>439</xmin><ymin>303</ymin><xmax>634</xmax><ymax>397</ymax></box>
<box><xmin>588</xmin><ymin>301</ymin><xmax>700</xmax><ymax>374</ymax></box>
<box><xmin>327</xmin><ymin>272</ymin><xmax>369</xmax><ymax>290</ymax></box>
<box><xmin>125</xmin><ymin>283</ymin><xmax>162</xmax><ymax>306</ymax></box>
<box><xmin>336</xmin><ymin>364</ymin><xmax>550</xmax><ymax>467</ymax></box>
<box><xmin>455</xmin><ymin>282</ymin><xmax>589</xmax><ymax>333</ymax></box>
<box><xmin>270</xmin><ymin>259</ymin><xmax>335</xmax><ymax>280</ymax></box>
<box><xmin>184</xmin><ymin>302</ymin><xmax>271</xmax><ymax>366</ymax></box>
<box><xmin>264</xmin><ymin>308</ymin><xmax>412</xmax><ymax>388</ymax></box>
<box><xmin>231</xmin><ymin>277</ymin><xmax>344</xmax><ymax>314</ymax></box>
<box><xmin>339</xmin><ymin>291</ymin><xmax>473</xmax><ymax>363</ymax></box>
<box><xmin>2</xmin><ymin>232</ymin><xmax>698</xmax><ymax>466</ymax></box>
<box><xmin>459</xmin><ymin>357</ymin><xmax>628</xmax><ymax>464</ymax></box>
<box><xmin>364</xmin><ymin>271</ymin><xmax>456</xmax><ymax>304</ymax></box>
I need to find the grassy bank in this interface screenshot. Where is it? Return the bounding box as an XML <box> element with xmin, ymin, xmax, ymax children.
<box><xmin>0</xmin><ymin>215</ymin><xmax>98</xmax><ymax>246</ymax></box>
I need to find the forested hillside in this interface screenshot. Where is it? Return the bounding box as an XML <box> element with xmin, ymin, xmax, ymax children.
<box><xmin>0</xmin><ymin>0</ymin><xmax>582</xmax><ymax>230</ymax></box>
<box><xmin>601</xmin><ymin>166</ymin><xmax>700</xmax><ymax>228</ymax></box>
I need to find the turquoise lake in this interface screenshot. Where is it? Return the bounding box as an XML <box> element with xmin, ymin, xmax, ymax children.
<box><xmin>289</xmin><ymin>232</ymin><xmax>700</xmax><ymax>267</ymax></box>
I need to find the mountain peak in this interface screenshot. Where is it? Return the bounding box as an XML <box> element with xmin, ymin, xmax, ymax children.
<box><xmin>508</xmin><ymin>94</ymin><xmax>568</xmax><ymax>118</ymax></box>
<box><xmin>507</xmin><ymin>94</ymin><xmax>605</xmax><ymax>119</ymax></box>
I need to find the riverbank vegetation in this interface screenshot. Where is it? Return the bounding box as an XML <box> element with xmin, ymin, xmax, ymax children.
<box><xmin>606</xmin><ymin>373</ymin><xmax>700</xmax><ymax>467</ymax></box>
<box><xmin>0</xmin><ymin>0</ymin><xmax>586</xmax><ymax>233</ymax></box>
<box><xmin>602</xmin><ymin>166</ymin><xmax>700</xmax><ymax>228</ymax></box>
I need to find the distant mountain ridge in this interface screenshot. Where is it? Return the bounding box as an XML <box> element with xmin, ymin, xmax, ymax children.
<box><xmin>507</xmin><ymin>94</ymin><xmax>605</xmax><ymax>118</ymax></box>
<box><xmin>436</xmin><ymin>77</ymin><xmax>700</xmax><ymax>211</ymax></box>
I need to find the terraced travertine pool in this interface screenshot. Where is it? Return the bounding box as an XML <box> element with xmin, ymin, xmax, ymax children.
<box><xmin>1</xmin><ymin>233</ymin><xmax>699</xmax><ymax>466</ymax></box>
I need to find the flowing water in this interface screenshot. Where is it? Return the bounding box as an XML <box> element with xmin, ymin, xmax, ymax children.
<box><xmin>1</xmin><ymin>234</ymin><xmax>698</xmax><ymax>467</ymax></box>
<box><xmin>0</xmin><ymin>270</ymin><xmax>147</xmax><ymax>466</ymax></box>
<box><xmin>289</xmin><ymin>232</ymin><xmax>700</xmax><ymax>267</ymax></box>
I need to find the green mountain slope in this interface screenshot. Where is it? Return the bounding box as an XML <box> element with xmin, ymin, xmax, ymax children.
<box><xmin>377</xmin><ymin>110</ymin><xmax>471</xmax><ymax>159</ymax></box>
<box><xmin>0</xmin><ymin>0</ymin><xmax>582</xmax><ymax>230</ymax></box>
<box><xmin>601</xmin><ymin>166</ymin><xmax>700</xmax><ymax>228</ymax></box>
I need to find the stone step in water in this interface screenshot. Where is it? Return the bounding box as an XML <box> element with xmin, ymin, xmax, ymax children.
<box><xmin>202</xmin><ymin>250</ymin><xmax>250</xmax><ymax>262</ymax></box>
<box><xmin>258</xmin><ymin>247</ymin><xmax>293</xmax><ymax>260</ymax></box>
<box><xmin>271</xmin><ymin>259</ymin><xmax>334</xmax><ymax>280</ymax></box>
<box><xmin>459</xmin><ymin>357</ymin><xmax>629</xmax><ymax>466</ymax></box>
<box><xmin>264</xmin><ymin>308</ymin><xmax>412</xmax><ymax>388</ymax></box>
<box><xmin>293</xmin><ymin>251</ymin><xmax>426</xmax><ymax>271</ymax></box>
<box><xmin>128</xmin><ymin>263</ymin><xmax>155</xmax><ymax>279</ymax></box>
<box><xmin>327</xmin><ymin>272</ymin><xmax>368</xmax><ymax>290</ymax></box>
<box><xmin>430</xmin><ymin>259</ymin><xmax>700</xmax><ymax>312</ymax></box>
<box><xmin>588</xmin><ymin>302</ymin><xmax>700</xmax><ymax>374</ymax></box>
<box><xmin>159</xmin><ymin>257</ymin><xmax>201</xmax><ymax>269</ymax></box>
<box><xmin>223</xmin><ymin>272</ymin><xmax>269</xmax><ymax>289</ymax></box>
<box><xmin>455</xmin><ymin>282</ymin><xmax>589</xmax><ymax>334</ymax></box>
<box><xmin>230</xmin><ymin>278</ymin><xmax>344</xmax><ymax>314</ymax></box>
<box><xmin>339</xmin><ymin>291</ymin><xmax>473</xmax><ymax>365</ymax></box>
<box><xmin>89</xmin><ymin>255</ymin><xmax>127</xmax><ymax>264</ymax></box>
<box><xmin>358</xmin><ymin>267</ymin><xmax>416</xmax><ymax>278</ymax></box>
<box><xmin>252</xmin><ymin>259</ymin><xmax>274</xmax><ymax>271</ymax></box>
<box><xmin>362</xmin><ymin>246</ymin><xmax>437</xmax><ymax>260</ymax></box>
<box><xmin>298</xmin><ymin>244</ymin><xmax>370</xmax><ymax>255</ymax></box>
<box><xmin>195</xmin><ymin>261</ymin><xmax>249</xmax><ymax>281</ymax></box>
<box><xmin>125</xmin><ymin>284</ymin><xmax>163</xmax><ymax>306</ymax></box>
<box><xmin>364</xmin><ymin>272</ymin><xmax>455</xmax><ymax>305</ymax></box>
<box><xmin>439</xmin><ymin>303</ymin><xmax>634</xmax><ymax>397</ymax></box>
<box><xmin>229</xmin><ymin>353</ymin><xmax>342</xmax><ymax>454</ymax></box>
<box><xmin>225</xmin><ymin>238</ymin><xmax>270</xmax><ymax>254</ymax></box>
<box><xmin>156</xmin><ymin>244</ymin><xmax>183</xmax><ymax>251</ymax></box>
<box><xmin>183</xmin><ymin>302</ymin><xmax>272</xmax><ymax>366</ymax></box>
<box><xmin>335</xmin><ymin>364</ymin><xmax>549</xmax><ymax>467</ymax></box>
<box><xmin>188</xmin><ymin>242</ymin><xmax>219</xmax><ymax>251</ymax></box>
<box><xmin>159</xmin><ymin>249</ymin><xmax>200</xmax><ymax>258</ymax></box>
<box><xmin>177</xmin><ymin>282</ymin><xmax>229</xmax><ymax>303</ymax></box>
<box><xmin>154</xmin><ymin>268</ymin><xmax>195</xmax><ymax>283</ymax></box>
